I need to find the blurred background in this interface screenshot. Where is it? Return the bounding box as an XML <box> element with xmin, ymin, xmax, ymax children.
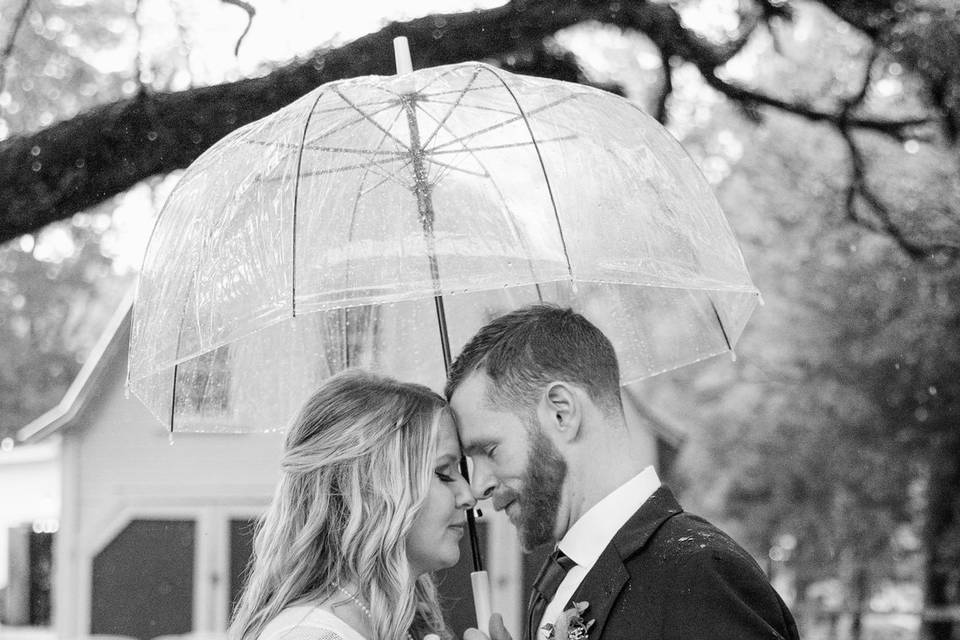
<box><xmin>1</xmin><ymin>1</ymin><xmax>958</xmax><ymax>639</ymax></box>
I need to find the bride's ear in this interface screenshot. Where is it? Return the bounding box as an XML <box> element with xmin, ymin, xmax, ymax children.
<box><xmin>539</xmin><ymin>382</ymin><xmax>581</xmax><ymax>442</ymax></box>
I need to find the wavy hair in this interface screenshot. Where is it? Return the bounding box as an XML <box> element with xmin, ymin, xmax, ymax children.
<box><xmin>231</xmin><ymin>370</ymin><xmax>450</xmax><ymax>640</ymax></box>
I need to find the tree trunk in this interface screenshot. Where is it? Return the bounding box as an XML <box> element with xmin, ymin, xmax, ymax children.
<box><xmin>922</xmin><ymin>434</ymin><xmax>960</xmax><ymax>640</ymax></box>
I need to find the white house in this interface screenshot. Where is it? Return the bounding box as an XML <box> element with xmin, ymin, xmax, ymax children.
<box><xmin>14</xmin><ymin>295</ymin><xmax>684</xmax><ymax>640</ymax></box>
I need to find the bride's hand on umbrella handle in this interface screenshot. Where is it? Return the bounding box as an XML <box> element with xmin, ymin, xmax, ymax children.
<box><xmin>463</xmin><ymin>613</ymin><xmax>512</xmax><ymax>640</ymax></box>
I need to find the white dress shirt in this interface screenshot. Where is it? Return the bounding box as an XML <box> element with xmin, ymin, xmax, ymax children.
<box><xmin>537</xmin><ymin>466</ymin><xmax>661</xmax><ymax>639</ymax></box>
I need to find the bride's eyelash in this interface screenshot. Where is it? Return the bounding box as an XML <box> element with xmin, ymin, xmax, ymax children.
<box><xmin>435</xmin><ymin>470</ymin><xmax>454</xmax><ymax>482</ymax></box>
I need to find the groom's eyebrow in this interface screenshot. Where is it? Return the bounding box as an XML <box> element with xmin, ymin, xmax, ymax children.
<box><xmin>462</xmin><ymin>438</ymin><xmax>497</xmax><ymax>456</ymax></box>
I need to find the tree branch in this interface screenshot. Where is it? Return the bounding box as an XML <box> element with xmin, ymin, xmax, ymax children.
<box><xmin>655</xmin><ymin>49</ymin><xmax>673</xmax><ymax>124</ymax></box>
<box><xmin>841</xmin><ymin>129</ymin><xmax>960</xmax><ymax>261</ymax></box>
<box><xmin>0</xmin><ymin>0</ymin><xmax>32</xmax><ymax>96</ymax></box>
<box><xmin>221</xmin><ymin>0</ymin><xmax>256</xmax><ymax>57</ymax></box>
<box><xmin>700</xmin><ymin>70</ymin><xmax>930</xmax><ymax>140</ymax></box>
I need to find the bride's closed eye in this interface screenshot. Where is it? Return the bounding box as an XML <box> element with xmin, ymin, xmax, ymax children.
<box><xmin>435</xmin><ymin>465</ymin><xmax>462</xmax><ymax>482</ymax></box>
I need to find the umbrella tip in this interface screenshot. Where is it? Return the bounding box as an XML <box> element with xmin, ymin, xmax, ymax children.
<box><xmin>730</xmin><ymin>350</ymin><xmax>737</xmax><ymax>363</ymax></box>
<box><xmin>393</xmin><ymin>36</ymin><xmax>413</xmax><ymax>75</ymax></box>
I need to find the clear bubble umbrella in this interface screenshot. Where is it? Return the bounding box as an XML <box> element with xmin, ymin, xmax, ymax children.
<box><xmin>128</xmin><ymin>51</ymin><xmax>759</xmax><ymax>438</ymax></box>
<box><xmin>128</xmin><ymin>43</ymin><xmax>760</xmax><ymax>625</ymax></box>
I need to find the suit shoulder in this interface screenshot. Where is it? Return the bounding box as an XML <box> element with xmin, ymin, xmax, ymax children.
<box><xmin>625</xmin><ymin>511</ymin><xmax>765</xmax><ymax>577</ymax></box>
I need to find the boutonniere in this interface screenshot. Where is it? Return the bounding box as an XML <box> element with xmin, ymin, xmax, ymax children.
<box><xmin>541</xmin><ymin>601</ymin><xmax>594</xmax><ymax>640</ymax></box>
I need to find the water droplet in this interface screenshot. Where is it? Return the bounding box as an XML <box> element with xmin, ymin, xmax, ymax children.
<box><xmin>30</xmin><ymin>145</ymin><xmax>41</xmax><ymax>156</ymax></box>
<box><xmin>928</xmin><ymin>386</ymin><xmax>937</xmax><ymax>396</ymax></box>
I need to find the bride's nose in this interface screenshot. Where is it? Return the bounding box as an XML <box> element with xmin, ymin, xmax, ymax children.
<box><xmin>454</xmin><ymin>476</ymin><xmax>477</xmax><ymax>510</ymax></box>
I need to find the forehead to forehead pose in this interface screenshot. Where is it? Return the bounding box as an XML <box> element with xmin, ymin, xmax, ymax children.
<box><xmin>447</xmin><ymin>305</ymin><xmax>800</xmax><ymax>640</ymax></box>
<box><xmin>232</xmin><ymin>370</ymin><xmax>475</xmax><ymax>640</ymax></box>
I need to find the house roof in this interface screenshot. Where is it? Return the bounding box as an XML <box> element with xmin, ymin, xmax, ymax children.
<box><xmin>17</xmin><ymin>292</ymin><xmax>133</xmax><ymax>444</ymax></box>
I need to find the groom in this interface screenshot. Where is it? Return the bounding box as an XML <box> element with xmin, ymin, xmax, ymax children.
<box><xmin>446</xmin><ymin>305</ymin><xmax>799</xmax><ymax>640</ymax></box>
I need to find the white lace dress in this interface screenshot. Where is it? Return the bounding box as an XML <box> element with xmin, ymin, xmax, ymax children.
<box><xmin>257</xmin><ymin>606</ymin><xmax>367</xmax><ymax>640</ymax></box>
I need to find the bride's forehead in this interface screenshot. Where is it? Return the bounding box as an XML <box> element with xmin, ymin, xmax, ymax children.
<box><xmin>434</xmin><ymin>412</ymin><xmax>461</xmax><ymax>455</ymax></box>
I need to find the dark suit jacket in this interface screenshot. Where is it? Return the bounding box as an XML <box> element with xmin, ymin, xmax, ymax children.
<box><xmin>526</xmin><ymin>486</ymin><xmax>800</xmax><ymax>640</ymax></box>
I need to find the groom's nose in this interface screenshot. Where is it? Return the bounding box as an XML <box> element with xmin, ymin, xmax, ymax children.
<box><xmin>469</xmin><ymin>460</ymin><xmax>497</xmax><ymax>501</ymax></box>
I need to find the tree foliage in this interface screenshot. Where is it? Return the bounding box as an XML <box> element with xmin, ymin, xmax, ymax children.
<box><xmin>1</xmin><ymin>0</ymin><xmax>959</xmax><ymax>257</ymax></box>
<box><xmin>0</xmin><ymin>217</ymin><xmax>131</xmax><ymax>438</ymax></box>
<box><xmin>641</xmin><ymin>86</ymin><xmax>960</xmax><ymax>637</ymax></box>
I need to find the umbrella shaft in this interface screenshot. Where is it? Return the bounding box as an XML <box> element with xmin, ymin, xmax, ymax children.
<box><xmin>435</xmin><ymin>293</ymin><xmax>484</xmax><ymax>572</ymax></box>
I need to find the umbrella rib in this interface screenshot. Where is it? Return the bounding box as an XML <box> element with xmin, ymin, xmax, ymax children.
<box><xmin>427</xmin><ymin>136</ymin><xmax>577</xmax><ymax>156</ymax></box>
<box><xmin>299</xmin><ymin>100</ymin><xmax>403</xmax><ymax>148</ymax></box>
<box><xmin>413</xmin><ymin>105</ymin><xmax>549</xmax><ymax>291</ymax></box>
<box><xmin>419</xmin><ymin>66</ymin><xmax>483</xmax><ymax>149</ymax></box>
<box><xmin>483</xmin><ymin>66</ymin><xmax>574</xmax><ymax>279</ymax></box>
<box><xmin>413</xmin><ymin>106</ymin><xmax>493</xmax><ymax>184</ymax></box>
<box><xmin>300</xmin><ymin>145</ymin><xmax>408</xmax><ymax>157</ymax></box>
<box><xmin>422</xmin><ymin>158</ymin><xmax>490</xmax><ymax>179</ymax></box>
<box><xmin>341</xmin><ymin>109</ymin><xmax>408</xmax><ymax>307</ymax></box>
<box><xmin>332</xmin><ymin>87</ymin><xmax>412</xmax><ymax>152</ymax></box>
<box><xmin>417</xmin><ymin>84</ymin><xmax>502</xmax><ymax>98</ymax></box>
<box><xmin>237</xmin><ymin>102</ymin><xmax>401</xmax><ymax>151</ymax></box>
<box><xmin>709</xmin><ymin>299</ymin><xmax>733</xmax><ymax>352</ymax></box>
<box><xmin>292</xmin><ymin>156</ymin><xmax>409</xmax><ymax>178</ymax></box>
<box><xmin>419</xmin><ymin>98</ymin><xmax>521</xmax><ymax>117</ymax></box>
<box><xmin>291</xmin><ymin>89</ymin><xmax>329</xmax><ymax>317</ymax></box>
<box><xmin>427</xmin><ymin>95</ymin><xmax>577</xmax><ymax>153</ymax></box>
<box><xmin>355</xmin><ymin>107</ymin><xmax>416</xmax><ymax>196</ymax></box>
<box><xmin>307</xmin><ymin>96</ymin><xmax>401</xmax><ymax>114</ymax></box>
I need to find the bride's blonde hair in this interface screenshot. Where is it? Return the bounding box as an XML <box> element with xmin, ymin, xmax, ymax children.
<box><xmin>231</xmin><ymin>370</ymin><xmax>450</xmax><ymax>640</ymax></box>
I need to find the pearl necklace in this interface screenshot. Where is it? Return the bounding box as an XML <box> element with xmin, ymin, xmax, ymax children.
<box><xmin>336</xmin><ymin>585</ymin><xmax>414</xmax><ymax>640</ymax></box>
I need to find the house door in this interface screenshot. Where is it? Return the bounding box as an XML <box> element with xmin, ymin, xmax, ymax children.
<box><xmin>90</xmin><ymin>519</ymin><xmax>195</xmax><ymax>640</ymax></box>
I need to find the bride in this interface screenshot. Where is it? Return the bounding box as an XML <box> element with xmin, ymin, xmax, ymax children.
<box><xmin>231</xmin><ymin>370</ymin><xmax>477</xmax><ymax>640</ymax></box>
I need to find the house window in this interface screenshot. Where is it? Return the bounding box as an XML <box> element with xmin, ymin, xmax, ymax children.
<box><xmin>174</xmin><ymin>345</ymin><xmax>232</xmax><ymax>418</ymax></box>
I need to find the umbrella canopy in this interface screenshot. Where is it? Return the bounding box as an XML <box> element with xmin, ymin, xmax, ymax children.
<box><xmin>129</xmin><ymin>61</ymin><xmax>760</xmax><ymax>434</ymax></box>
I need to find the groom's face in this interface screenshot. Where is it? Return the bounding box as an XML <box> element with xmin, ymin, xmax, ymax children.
<box><xmin>451</xmin><ymin>371</ymin><xmax>567</xmax><ymax>551</ymax></box>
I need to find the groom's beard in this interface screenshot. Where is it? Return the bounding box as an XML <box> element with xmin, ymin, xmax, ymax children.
<box><xmin>516</xmin><ymin>424</ymin><xmax>567</xmax><ymax>552</ymax></box>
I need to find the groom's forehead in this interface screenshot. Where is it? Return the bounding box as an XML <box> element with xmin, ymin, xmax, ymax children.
<box><xmin>450</xmin><ymin>369</ymin><xmax>495</xmax><ymax>408</ymax></box>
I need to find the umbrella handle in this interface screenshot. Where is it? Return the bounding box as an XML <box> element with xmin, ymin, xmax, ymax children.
<box><xmin>471</xmin><ymin>570</ymin><xmax>492</xmax><ymax>636</ymax></box>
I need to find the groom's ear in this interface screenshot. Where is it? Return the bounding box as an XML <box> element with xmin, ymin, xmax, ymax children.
<box><xmin>539</xmin><ymin>381</ymin><xmax>582</xmax><ymax>442</ymax></box>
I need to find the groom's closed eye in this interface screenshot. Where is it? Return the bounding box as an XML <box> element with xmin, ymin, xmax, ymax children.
<box><xmin>464</xmin><ymin>439</ymin><xmax>498</xmax><ymax>458</ymax></box>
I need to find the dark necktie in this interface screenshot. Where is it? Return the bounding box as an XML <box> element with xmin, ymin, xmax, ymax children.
<box><xmin>527</xmin><ymin>549</ymin><xmax>576</xmax><ymax>640</ymax></box>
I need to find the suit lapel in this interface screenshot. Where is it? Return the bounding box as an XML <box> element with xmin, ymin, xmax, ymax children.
<box><xmin>566</xmin><ymin>547</ymin><xmax>629</xmax><ymax>639</ymax></box>
<box><xmin>565</xmin><ymin>486</ymin><xmax>684</xmax><ymax>638</ymax></box>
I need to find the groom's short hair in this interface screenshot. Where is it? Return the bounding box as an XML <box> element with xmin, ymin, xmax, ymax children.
<box><xmin>445</xmin><ymin>304</ymin><xmax>622</xmax><ymax>414</ymax></box>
